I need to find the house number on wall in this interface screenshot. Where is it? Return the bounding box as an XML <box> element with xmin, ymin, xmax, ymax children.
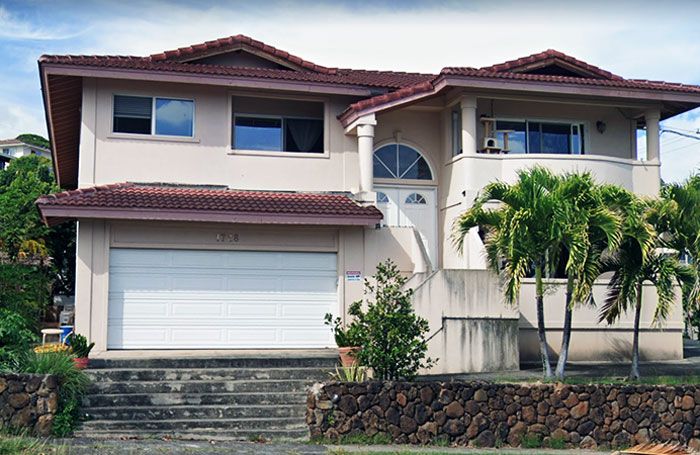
<box><xmin>216</xmin><ymin>233</ymin><xmax>240</xmax><ymax>243</ymax></box>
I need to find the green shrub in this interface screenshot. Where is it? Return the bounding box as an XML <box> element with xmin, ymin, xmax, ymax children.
<box><xmin>0</xmin><ymin>264</ymin><xmax>51</xmax><ymax>322</ymax></box>
<box><xmin>349</xmin><ymin>260</ymin><xmax>434</xmax><ymax>380</ymax></box>
<box><xmin>547</xmin><ymin>435</ymin><xmax>567</xmax><ymax>449</ymax></box>
<box><xmin>324</xmin><ymin>313</ymin><xmax>363</xmax><ymax>347</ymax></box>
<box><xmin>66</xmin><ymin>333</ymin><xmax>94</xmax><ymax>358</ymax></box>
<box><xmin>0</xmin><ymin>309</ymin><xmax>36</xmax><ymax>367</ymax></box>
<box><xmin>522</xmin><ymin>433</ymin><xmax>543</xmax><ymax>448</ymax></box>
<box><xmin>9</xmin><ymin>351</ymin><xmax>90</xmax><ymax>437</ymax></box>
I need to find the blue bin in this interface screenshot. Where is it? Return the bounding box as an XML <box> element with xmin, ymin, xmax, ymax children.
<box><xmin>59</xmin><ymin>325</ymin><xmax>73</xmax><ymax>344</ymax></box>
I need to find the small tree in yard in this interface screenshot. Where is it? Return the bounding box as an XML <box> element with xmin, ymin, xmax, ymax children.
<box><xmin>349</xmin><ymin>260</ymin><xmax>434</xmax><ymax>380</ymax></box>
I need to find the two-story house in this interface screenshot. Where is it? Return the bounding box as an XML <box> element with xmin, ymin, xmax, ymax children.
<box><xmin>36</xmin><ymin>36</ymin><xmax>700</xmax><ymax>373</ymax></box>
<box><xmin>0</xmin><ymin>138</ymin><xmax>52</xmax><ymax>169</ymax></box>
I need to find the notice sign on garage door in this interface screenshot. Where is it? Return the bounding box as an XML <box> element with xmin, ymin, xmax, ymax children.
<box><xmin>346</xmin><ymin>271</ymin><xmax>362</xmax><ymax>282</ymax></box>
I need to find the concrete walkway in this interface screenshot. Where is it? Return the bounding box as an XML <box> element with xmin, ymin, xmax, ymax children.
<box><xmin>423</xmin><ymin>339</ymin><xmax>700</xmax><ymax>382</ymax></box>
<box><xmin>62</xmin><ymin>438</ymin><xmax>602</xmax><ymax>454</ymax></box>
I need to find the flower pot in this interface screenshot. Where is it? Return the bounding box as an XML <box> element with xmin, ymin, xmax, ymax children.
<box><xmin>73</xmin><ymin>357</ymin><xmax>89</xmax><ymax>369</ymax></box>
<box><xmin>338</xmin><ymin>346</ymin><xmax>360</xmax><ymax>367</ymax></box>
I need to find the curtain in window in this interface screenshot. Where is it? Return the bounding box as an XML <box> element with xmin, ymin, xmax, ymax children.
<box><xmin>287</xmin><ymin>119</ymin><xmax>322</xmax><ymax>152</ymax></box>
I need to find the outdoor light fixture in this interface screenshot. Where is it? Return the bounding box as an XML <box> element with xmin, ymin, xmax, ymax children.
<box><xmin>596</xmin><ymin>121</ymin><xmax>607</xmax><ymax>134</ymax></box>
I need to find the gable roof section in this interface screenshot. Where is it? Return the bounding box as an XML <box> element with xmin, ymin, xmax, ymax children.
<box><xmin>479</xmin><ymin>49</ymin><xmax>623</xmax><ymax>80</ymax></box>
<box><xmin>149</xmin><ymin>34</ymin><xmax>333</xmax><ymax>73</ymax></box>
<box><xmin>36</xmin><ymin>183</ymin><xmax>383</xmax><ymax>226</ymax></box>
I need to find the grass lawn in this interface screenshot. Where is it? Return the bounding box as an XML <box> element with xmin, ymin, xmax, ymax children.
<box><xmin>492</xmin><ymin>375</ymin><xmax>700</xmax><ymax>386</ymax></box>
<box><xmin>0</xmin><ymin>433</ymin><xmax>64</xmax><ymax>455</ymax></box>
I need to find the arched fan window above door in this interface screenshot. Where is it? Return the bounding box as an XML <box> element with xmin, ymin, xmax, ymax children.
<box><xmin>373</xmin><ymin>143</ymin><xmax>433</xmax><ymax>180</ymax></box>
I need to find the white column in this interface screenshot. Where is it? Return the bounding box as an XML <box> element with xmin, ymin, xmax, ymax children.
<box><xmin>460</xmin><ymin>95</ymin><xmax>478</xmax><ymax>155</ymax></box>
<box><xmin>645</xmin><ymin>109</ymin><xmax>661</xmax><ymax>162</ymax></box>
<box><xmin>356</xmin><ymin>116</ymin><xmax>376</xmax><ymax>199</ymax></box>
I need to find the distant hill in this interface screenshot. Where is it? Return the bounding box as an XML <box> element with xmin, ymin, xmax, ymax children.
<box><xmin>15</xmin><ymin>134</ymin><xmax>50</xmax><ymax>149</ymax></box>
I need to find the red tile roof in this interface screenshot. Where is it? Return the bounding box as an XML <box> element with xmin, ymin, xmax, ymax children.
<box><xmin>149</xmin><ymin>34</ymin><xmax>333</xmax><ymax>74</ymax></box>
<box><xmin>36</xmin><ymin>183</ymin><xmax>382</xmax><ymax>226</ymax></box>
<box><xmin>479</xmin><ymin>49</ymin><xmax>624</xmax><ymax>80</ymax></box>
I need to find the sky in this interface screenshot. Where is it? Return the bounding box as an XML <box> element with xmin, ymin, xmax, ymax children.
<box><xmin>2</xmin><ymin>0</ymin><xmax>700</xmax><ymax>182</ymax></box>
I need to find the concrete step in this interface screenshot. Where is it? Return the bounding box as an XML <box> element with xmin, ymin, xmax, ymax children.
<box><xmin>79</xmin><ymin>417</ymin><xmax>307</xmax><ymax>432</ymax></box>
<box><xmin>82</xmin><ymin>391</ymin><xmax>306</xmax><ymax>407</ymax></box>
<box><xmin>83</xmin><ymin>404</ymin><xmax>305</xmax><ymax>420</ymax></box>
<box><xmin>73</xmin><ymin>428</ymin><xmax>309</xmax><ymax>441</ymax></box>
<box><xmin>86</xmin><ymin>367</ymin><xmax>332</xmax><ymax>382</ymax></box>
<box><xmin>87</xmin><ymin>355</ymin><xmax>337</xmax><ymax>370</ymax></box>
<box><xmin>87</xmin><ymin>379</ymin><xmax>311</xmax><ymax>395</ymax></box>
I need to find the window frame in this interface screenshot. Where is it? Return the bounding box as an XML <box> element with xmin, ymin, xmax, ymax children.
<box><xmin>493</xmin><ymin>117</ymin><xmax>587</xmax><ymax>155</ymax></box>
<box><xmin>232</xmin><ymin>113</ymin><xmax>324</xmax><ymax>154</ymax></box>
<box><xmin>228</xmin><ymin>92</ymin><xmax>330</xmax><ymax>159</ymax></box>
<box><xmin>111</xmin><ymin>94</ymin><xmax>196</xmax><ymax>140</ymax></box>
<box><xmin>372</xmin><ymin>140</ymin><xmax>436</xmax><ymax>186</ymax></box>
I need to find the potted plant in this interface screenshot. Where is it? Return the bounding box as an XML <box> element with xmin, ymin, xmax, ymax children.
<box><xmin>67</xmin><ymin>333</ymin><xmax>94</xmax><ymax>369</ymax></box>
<box><xmin>324</xmin><ymin>313</ymin><xmax>362</xmax><ymax>367</ymax></box>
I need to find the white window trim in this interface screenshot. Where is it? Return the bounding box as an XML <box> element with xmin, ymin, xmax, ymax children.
<box><xmin>372</xmin><ymin>141</ymin><xmax>436</xmax><ymax>183</ymax></box>
<box><xmin>493</xmin><ymin>117</ymin><xmax>587</xmax><ymax>155</ymax></box>
<box><xmin>109</xmin><ymin>94</ymin><xmax>197</xmax><ymax>140</ymax></box>
<box><xmin>228</xmin><ymin>91</ymin><xmax>331</xmax><ymax>159</ymax></box>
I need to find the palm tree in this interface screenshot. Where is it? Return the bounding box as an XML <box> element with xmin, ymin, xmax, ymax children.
<box><xmin>599</xmin><ymin>196</ymin><xmax>691</xmax><ymax>380</ymax></box>
<box><xmin>552</xmin><ymin>174</ymin><xmax>622</xmax><ymax>379</ymax></box>
<box><xmin>453</xmin><ymin>167</ymin><xmax>564</xmax><ymax>378</ymax></box>
<box><xmin>651</xmin><ymin>175</ymin><xmax>700</xmax><ymax>337</ymax></box>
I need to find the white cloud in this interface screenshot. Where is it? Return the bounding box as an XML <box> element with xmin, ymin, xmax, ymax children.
<box><xmin>0</xmin><ymin>6</ymin><xmax>83</xmax><ymax>41</ymax></box>
<box><xmin>0</xmin><ymin>102</ymin><xmax>46</xmax><ymax>139</ymax></box>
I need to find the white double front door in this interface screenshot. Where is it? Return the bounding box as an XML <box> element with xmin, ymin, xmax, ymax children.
<box><xmin>375</xmin><ymin>186</ymin><xmax>437</xmax><ymax>267</ymax></box>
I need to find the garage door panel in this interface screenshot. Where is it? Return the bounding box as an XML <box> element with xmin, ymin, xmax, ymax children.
<box><xmin>225</xmin><ymin>276</ymin><xmax>281</xmax><ymax>292</ymax></box>
<box><xmin>282</xmin><ymin>276</ymin><xmax>337</xmax><ymax>293</ymax></box>
<box><xmin>111</xmin><ymin>249</ymin><xmax>173</xmax><ymax>266</ymax></box>
<box><xmin>172</xmin><ymin>276</ymin><xmax>225</xmax><ymax>291</ymax></box>
<box><xmin>226</xmin><ymin>303</ymin><xmax>277</xmax><ymax>318</ymax></box>
<box><xmin>171</xmin><ymin>302</ymin><xmax>225</xmax><ymax>317</ymax></box>
<box><xmin>108</xmin><ymin>249</ymin><xmax>337</xmax><ymax>349</ymax></box>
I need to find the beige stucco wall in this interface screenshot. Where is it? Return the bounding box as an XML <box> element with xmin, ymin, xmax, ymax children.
<box><xmin>75</xmin><ymin>220</ymin><xmax>372</xmax><ymax>354</ymax></box>
<box><xmin>518</xmin><ymin>278</ymin><xmax>684</xmax><ymax>362</ymax></box>
<box><xmin>79</xmin><ymin>78</ymin><xmax>360</xmax><ymax>192</ymax></box>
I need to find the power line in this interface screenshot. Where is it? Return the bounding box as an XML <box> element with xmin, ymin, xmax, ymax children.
<box><xmin>663</xmin><ymin>141</ymin><xmax>700</xmax><ymax>154</ymax></box>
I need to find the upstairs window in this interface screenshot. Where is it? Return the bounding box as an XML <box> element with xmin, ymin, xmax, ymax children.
<box><xmin>113</xmin><ymin>95</ymin><xmax>194</xmax><ymax>137</ymax></box>
<box><xmin>495</xmin><ymin>119</ymin><xmax>584</xmax><ymax>154</ymax></box>
<box><xmin>232</xmin><ymin>96</ymin><xmax>324</xmax><ymax>153</ymax></box>
<box><xmin>451</xmin><ymin>109</ymin><xmax>462</xmax><ymax>156</ymax></box>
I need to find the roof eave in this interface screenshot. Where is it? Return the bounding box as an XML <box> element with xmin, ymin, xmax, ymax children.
<box><xmin>38</xmin><ymin>61</ymin><xmax>62</xmax><ymax>187</ymax></box>
<box><xmin>36</xmin><ymin>205</ymin><xmax>381</xmax><ymax>227</ymax></box>
<box><xmin>442</xmin><ymin>75</ymin><xmax>700</xmax><ymax>104</ymax></box>
<box><xmin>40</xmin><ymin>63</ymin><xmax>374</xmax><ymax>97</ymax></box>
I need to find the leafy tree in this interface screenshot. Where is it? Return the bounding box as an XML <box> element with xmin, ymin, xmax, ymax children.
<box><xmin>0</xmin><ymin>155</ymin><xmax>56</xmax><ymax>259</ymax></box>
<box><xmin>15</xmin><ymin>134</ymin><xmax>50</xmax><ymax>150</ymax></box>
<box><xmin>453</xmin><ymin>167</ymin><xmax>564</xmax><ymax>378</ymax></box>
<box><xmin>599</xmin><ymin>197</ymin><xmax>691</xmax><ymax>379</ymax></box>
<box><xmin>0</xmin><ymin>156</ymin><xmax>75</xmax><ymax>363</ymax></box>
<box><xmin>349</xmin><ymin>260</ymin><xmax>433</xmax><ymax>380</ymax></box>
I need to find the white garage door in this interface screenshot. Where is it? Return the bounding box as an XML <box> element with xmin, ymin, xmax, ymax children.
<box><xmin>107</xmin><ymin>248</ymin><xmax>337</xmax><ymax>349</ymax></box>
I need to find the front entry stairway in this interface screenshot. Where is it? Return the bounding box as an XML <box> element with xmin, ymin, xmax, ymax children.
<box><xmin>77</xmin><ymin>351</ymin><xmax>338</xmax><ymax>440</ymax></box>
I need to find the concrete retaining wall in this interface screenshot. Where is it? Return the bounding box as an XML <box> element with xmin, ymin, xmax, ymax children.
<box><xmin>411</xmin><ymin>270</ymin><xmax>519</xmax><ymax>375</ymax></box>
<box><xmin>0</xmin><ymin>374</ymin><xmax>59</xmax><ymax>436</ymax></box>
<box><xmin>307</xmin><ymin>381</ymin><xmax>700</xmax><ymax>450</ymax></box>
